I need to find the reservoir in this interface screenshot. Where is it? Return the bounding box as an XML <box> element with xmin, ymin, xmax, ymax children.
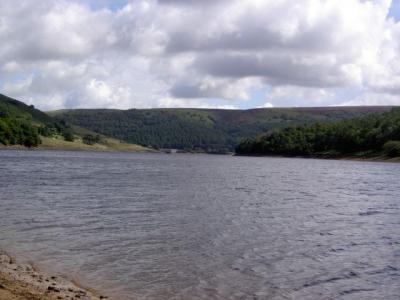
<box><xmin>0</xmin><ymin>150</ymin><xmax>399</xmax><ymax>299</ymax></box>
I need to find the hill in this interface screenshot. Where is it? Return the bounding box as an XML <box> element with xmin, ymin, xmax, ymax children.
<box><xmin>0</xmin><ymin>94</ymin><xmax>54</xmax><ymax>146</ymax></box>
<box><xmin>0</xmin><ymin>94</ymin><xmax>152</xmax><ymax>152</ymax></box>
<box><xmin>0</xmin><ymin>94</ymin><xmax>54</xmax><ymax>124</ymax></box>
<box><xmin>51</xmin><ymin>106</ymin><xmax>392</xmax><ymax>153</ymax></box>
<box><xmin>235</xmin><ymin>107</ymin><xmax>400</xmax><ymax>159</ymax></box>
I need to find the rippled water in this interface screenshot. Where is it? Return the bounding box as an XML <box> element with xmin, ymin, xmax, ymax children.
<box><xmin>0</xmin><ymin>150</ymin><xmax>399</xmax><ymax>299</ymax></box>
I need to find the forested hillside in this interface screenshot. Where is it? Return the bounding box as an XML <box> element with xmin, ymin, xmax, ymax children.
<box><xmin>0</xmin><ymin>94</ymin><xmax>55</xmax><ymax>123</ymax></box>
<box><xmin>0</xmin><ymin>117</ymin><xmax>40</xmax><ymax>147</ymax></box>
<box><xmin>52</xmin><ymin>106</ymin><xmax>391</xmax><ymax>153</ymax></box>
<box><xmin>0</xmin><ymin>94</ymin><xmax>57</xmax><ymax>147</ymax></box>
<box><xmin>3</xmin><ymin>92</ymin><xmax>395</xmax><ymax>153</ymax></box>
<box><xmin>0</xmin><ymin>94</ymin><xmax>150</xmax><ymax>151</ymax></box>
<box><xmin>236</xmin><ymin>108</ymin><xmax>400</xmax><ymax>158</ymax></box>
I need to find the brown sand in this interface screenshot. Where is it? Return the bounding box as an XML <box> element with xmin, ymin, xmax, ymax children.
<box><xmin>0</xmin><ymin>250</ymin><xmax>109</xmax><ymax>300</ymax></box>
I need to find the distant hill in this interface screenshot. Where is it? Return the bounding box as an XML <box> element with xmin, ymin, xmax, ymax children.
<box><xmin>51</xmin><ymin>106</ymin><xmax>393</xmax><ymax>153</ymax></box>
<box><xmin>236</xmin><ymin>107</ymin><xmax>400</xmax><ymax>160</ymax></box>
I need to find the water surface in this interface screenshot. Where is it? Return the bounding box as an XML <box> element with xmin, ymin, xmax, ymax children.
<box><xmin>0</xmin><ymin>150</ymin><xmax>399</xmax><ymax>299</ymax></box>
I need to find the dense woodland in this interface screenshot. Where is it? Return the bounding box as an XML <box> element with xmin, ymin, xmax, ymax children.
<box><xmin>52</xmin><ymin>107</ymin><xmax>389</xmax><ymax>153</ymax></box>
<box><xmin>2</xmin><ymin>93</ymin><xmax>399</xmax><ymax>157</ymax></box>
<box><xmin>236</xmin><ymin>108</ymin><xmax>400</xmax><ymax>157</ymax></box>
<box><xmin>0</xmin><ymin>117</ymin><xmax>40</xmax><ymax>147</ymax></box>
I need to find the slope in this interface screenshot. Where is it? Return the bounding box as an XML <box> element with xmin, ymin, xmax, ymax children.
<box><xmin>51</xmin><ymin>106</ymin><xmax>393</xmax><ymax>153</ymax></box>
<box><xmin>235</xmin><ymin>107</ymin><xmax>400</xmax><ymax>159</ymax></box>
<box><xmin>0</xmin><ymin>94</ymin><xmax>151</xmax><ymax>152</ymax></box>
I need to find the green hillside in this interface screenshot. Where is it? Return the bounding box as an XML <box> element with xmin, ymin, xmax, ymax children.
<box><xmin>0</xmin><ymin>94</ymin><xmax>54</xmax><ymax>147</ymax></box>
<box><xmin>52</xmin><ymin>106</ymin><xmax>392</xmax><ymax>153</ymax></box>
<box><xmin>236</xmin><ymin>107</ymin><xmax>400</xmax><ymax>159</ymax></box>
<box><xmin>0</xmin><ymin>94</ymin><xmax>152</xmax><ymax>152</ymax></box>
<box><xmin>0</xmin><ymin>94</ymin><xmax>54</xmax><ymax>124</ymax></box>
<box><xmin>2</xmin><ymin>92</ymin><xmax>395</xmax><ymax>153</ymax></box>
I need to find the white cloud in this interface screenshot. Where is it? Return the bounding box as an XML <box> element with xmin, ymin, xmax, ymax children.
<box><xmin>2</xmin><ymin>61</ymin><xmax>20</xmax><ymax>73</ymax></box>
<box><xmin>337</xmin><ymin>91</ymin><xmax>400</xmax><ymax>106</ymax></box>
<box><xmin>3</xmin><ymin>77</ymin><xmax>33</xmax><ymax>96</ymax></box>
<box><xmin>0</xmin><ymin>0</ymin><xmax>399</xmax><ymax>109</ymax></box>
<box><xmin>259</xmin><ymin>102</ymin><xmax>274</xmax><ymax>108</ymax></box>
<box><xmin>156</xmin><ymin>97</ymin><xmax>238</xmax><ymax>109</ymax></box>
<box><xmin>266</xmin><ymin>86</ymin><xmax>335</xmax><ymax>107</ymax></box>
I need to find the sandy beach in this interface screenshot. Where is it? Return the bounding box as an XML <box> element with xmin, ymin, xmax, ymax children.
<box><xmin>0</xmin><ymin>250</ymin><xmax>109</xmax><ymax>300</ymax></box>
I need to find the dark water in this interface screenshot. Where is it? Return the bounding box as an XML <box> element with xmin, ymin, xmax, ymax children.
<box><xmin>0</xmin><ymin>150</ymin><xmax>399</xmax><ymax>299</ymax></box>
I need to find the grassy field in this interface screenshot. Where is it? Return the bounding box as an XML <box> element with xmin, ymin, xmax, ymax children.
<box><xmin>38</xmin><ymin>136</ymin><xmax>155</xmax><ymax>152</ymax></box>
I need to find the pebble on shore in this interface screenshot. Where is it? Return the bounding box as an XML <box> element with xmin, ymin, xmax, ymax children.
<box><xmin>0</xmin><ymin>250</ymin><xmax>108</xmax><ymax>300</ymax></box>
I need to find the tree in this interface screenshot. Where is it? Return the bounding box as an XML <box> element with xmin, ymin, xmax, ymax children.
<box><xmin>63</xmin><ymin>127</ymin><xmax>75</xmax><ymax>142</ymax></box>
<box><xmin>82</xmin><ymin>134</ymin><xmax>100</xmax><ymax>145</ymax></box>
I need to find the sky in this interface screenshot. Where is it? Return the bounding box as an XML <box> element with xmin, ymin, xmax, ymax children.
<box><xmin>1</xmin><ymin>0</ymin><xmax>400</xmax><ymax>110</ymax></box>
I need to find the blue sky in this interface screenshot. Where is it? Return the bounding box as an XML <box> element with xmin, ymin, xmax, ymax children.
<box><xmin>85</xmin><ymin>0</ymin><xmax>128</xmax><ymax>11</ymax></box>
<box><xmin>389</xmin><ymin>0</ymin><xmax>400</xmax><ymax>20</ymax></box>
<box><xmin>1</xmin><ymin>0</ymin><xmax>400</xmax><ymax>110</ymax></box>
<box><xmin>97</xmin><ymin>0</ymin><xmax>400</xmax><ymax>19</ymax></box>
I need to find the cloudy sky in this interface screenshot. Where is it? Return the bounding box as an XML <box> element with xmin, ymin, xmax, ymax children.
<box><xmin>1</xmin><ymin>0</ymin><xmax>400</xmax><ymax>110</ymax></box>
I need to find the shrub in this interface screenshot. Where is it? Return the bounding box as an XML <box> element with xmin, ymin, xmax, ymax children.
<box><xmin>383</xmin><ymin>141</ymin><xmax>400</xmax><ymax>157</ymax></box>
<box><xmin>62</xmin><ymin>128</ymin><xmax>75</xmax><ymax>142</ymax></box>
<box><xmin>82</xmin><ymin>134</ymin><xmax>101</xmax><ymax>145</ymax></box>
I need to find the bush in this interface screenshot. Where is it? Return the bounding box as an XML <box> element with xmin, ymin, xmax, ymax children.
<box><xmin>82</xmin><ymin>134</ymin><xmax>100</xmax><ymax>145</ymax></box>
<box><xmin>62</xmin><ymin>128</ymin><xmax>75</xmax><ymax>142</ymax></box>
<box><xmin>38</xmin><ymin>123</ymin><xmax>58</xmax><ymax>137</ymax></box>
<box><xmin>383</xmin><ymin>141</ymin><xmax>400</xmax><ymax>157</ymax></box>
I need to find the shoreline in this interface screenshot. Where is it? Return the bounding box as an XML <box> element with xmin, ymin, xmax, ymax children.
<box><xmin>0</xmin><ymin>135</ymin><xmax>156</xmax><ymax>153</ymax></box>
<box><xmin>1</xmin><ymin>146</ymin><xmax>399</xmax><ymax>163</ymax></box>
<box><xmin>0</xmin><ymin>250</ymin><xmax>109</xmax><ymax>300</ymax></box>
<box><xmin>0</xmin><ymin>144</ymin><xmax>156</xmax><ymax>153</ymax></box>
<box><xmin>235</xmin><ymin>153</ymin><xmax>400</xmax><ymax>163</ymax></box>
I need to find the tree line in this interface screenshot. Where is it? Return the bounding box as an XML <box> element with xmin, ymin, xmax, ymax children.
<box><xmin>236</xmin><ymin>108</ymin><xmax>400</xmax><ymax>157</ymax></box>
<box><xmin>0</xmin><ymin>115</ymin><xmax>79</xmax><ymax>147</ymax></box>
<box><xmin>53</xmin><ymin>107</ymin><xmax>388</xmax><ymax>153</ymax></box>
<box><xmin>0</xmin><ymin>117</ymin><xmax>40</xmax><ymax>147</ymax></box>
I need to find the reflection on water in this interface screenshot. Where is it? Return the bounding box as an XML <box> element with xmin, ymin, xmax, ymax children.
<box><xmin>0</xmin><ymin>150</ymin><xmax>399</xmax><ymax>299</ymax></box>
